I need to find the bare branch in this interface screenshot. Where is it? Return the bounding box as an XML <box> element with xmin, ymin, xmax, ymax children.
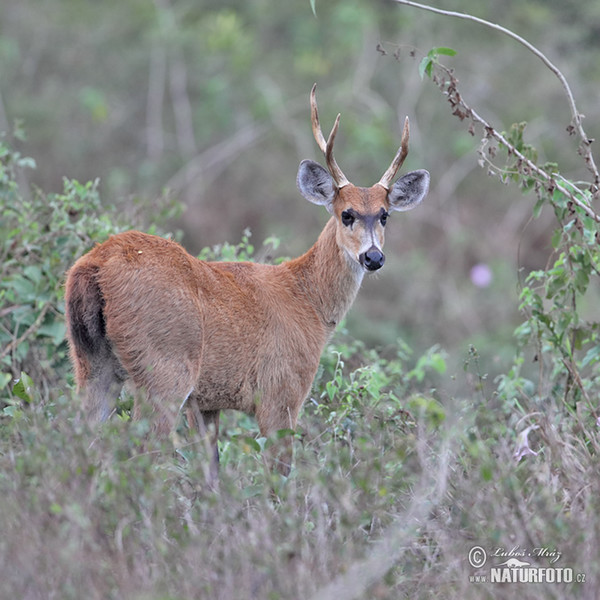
<box><xmin>393</xmin><ymin>0</ymin><xmax>600</xmax><ymax>187</ymax></box>
<box><xmin>164</xmin><ymin>121</ymin><xmax>269</xmax><ymax>194</ymax></box>
<box><xmin>437</xmin><ymin>65</ymin><xmax>600</xmax><ymax>222</ymax></box>
<box><xmin>154</xmin><ymin>0</ymin><xmax>198</xmax><ymax>158</ymax></box>
<box><xmin>146</xmin><ymin>44</ymin><xmax>167</xmax><ymax>161</ymax></box>
<box><xmin>169</xmin><ymin>50</ymin><xmax>198</xmax><ymax>158</ymax></box>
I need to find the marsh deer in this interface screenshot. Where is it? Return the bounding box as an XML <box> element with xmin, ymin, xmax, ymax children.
<box><xmin>65</xmin><ymin>84</ymin><xmax>429</xmax><ymax>475</ymax></box>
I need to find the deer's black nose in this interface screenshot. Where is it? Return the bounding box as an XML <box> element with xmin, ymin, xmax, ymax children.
<box><xmin>359</xmin><ymin>247</ymin><xmax>385</xmax><ymax>271</ymax></box>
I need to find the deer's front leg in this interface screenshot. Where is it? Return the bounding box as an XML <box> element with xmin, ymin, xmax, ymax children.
<box><xmin>256</xmin><ymin>401</ymin><xmax>300</xmax><ymax>477</ymax></box>
<box><xmin>187</xmin><ymin>402</ymin><xmax>220</xmax><ymax>485</ymax></box>
<box><xmin>200</xmin><ymin>409</ymin><xmax>220</xmax><ymax>481</ymax></box>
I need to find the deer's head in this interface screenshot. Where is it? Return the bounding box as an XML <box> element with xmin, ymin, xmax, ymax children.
<box><xmin>297</xmin><ymin>84</ymin><xmax>429</xmax><ymax>272</ymax></box>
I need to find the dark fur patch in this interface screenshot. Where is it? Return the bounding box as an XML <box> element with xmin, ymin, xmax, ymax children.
<box><xmin>66</xmin><ymin>266</ymin><xmax>106</xmax><ymax>355</ymax></box>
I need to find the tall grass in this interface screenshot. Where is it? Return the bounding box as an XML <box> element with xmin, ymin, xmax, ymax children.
<box><xmin>1</xmin><ymin>335</ymin><xmax>598</xmax><ymax>599</ymax></box>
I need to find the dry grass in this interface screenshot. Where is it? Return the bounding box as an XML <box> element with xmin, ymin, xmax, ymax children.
<box><xmin>1</xmin><ymin>344</ymin><xmax>598</xmax><ymax>600</ymax></box>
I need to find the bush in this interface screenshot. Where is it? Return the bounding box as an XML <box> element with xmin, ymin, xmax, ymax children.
<box><xmin>0</xmin><ymin>135</ymin><xmax>127</xmax><ymax>401</ymax></box>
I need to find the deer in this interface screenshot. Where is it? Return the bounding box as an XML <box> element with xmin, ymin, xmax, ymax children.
<box><xmin>64</xmin><ymin>84</ymin><xmax>429</xmax><ymax>477</ymax></box>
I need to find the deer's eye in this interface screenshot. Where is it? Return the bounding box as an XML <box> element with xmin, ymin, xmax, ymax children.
<box><xmin>380</xmin><ymin>211</ymin><xmax>388</xmax><ymax>226</ymax></box>
<box><xmin>341</xmin><ymin>210</ymin><xmax>355</xmax><ymax>227</ymax></box>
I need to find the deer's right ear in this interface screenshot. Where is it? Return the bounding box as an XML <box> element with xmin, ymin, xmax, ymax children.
<box><xmin>297</xmin><ymin>160</ymin><xmax>336</xmax><ymax>213</ymax></box>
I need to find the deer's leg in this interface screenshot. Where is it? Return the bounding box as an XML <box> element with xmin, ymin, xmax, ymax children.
<box><xmin>256</xmin><ymin>401</ymin><xmax>300</xmax><ymax>477</ymax></box>
<box><xmin>126</xmin><ymin>353</ymin><xmax>198</xmax><ymax>437</ymax></box>
<box><xmin>201</xmin><ymin>410</ymin><xmax>220</xmax><ymax>475</ymax></box>
<box><xmin>80</xmin><ymin>346</ymin><xmax>126</xmax><ymax>424</ymax></box>
<box><xmin>187</xmin><ymin>402</ymin><xmax>220</xmax><ymax>484</ymax></box>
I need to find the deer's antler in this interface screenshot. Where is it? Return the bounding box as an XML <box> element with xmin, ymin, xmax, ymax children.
<box><xmin>377</xmin><ymin>116</ymin><xmax>410</xmax><ymax>190</ymax></box>
<box><xmin>310</xmin><ymin>84</ymin><xmax>350</xmax><ymax>189</ymax></box>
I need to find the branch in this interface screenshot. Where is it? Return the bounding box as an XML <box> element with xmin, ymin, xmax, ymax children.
<box><xmin>154</xmin><ymin>0</ymin><xmax>198</xmax><ymax>158</ymax></box>
<box><xmin>164</xmin><ymin>121</ymin><xmax>269</xmax><ymax>193</ymax></box>
<box><xmin>146</xmin><ymin>44</ymin><xmax>167</xmax><ymax>161</ymax></box>
<box><xmin>0</xmin><ymin>302</ymin><xmax>51</xmax><ymax>362</ymax></box>
<box><xmin>437</xmin><ymin>65</ymin><xmax>600</xmax><ymax>222</ymax></box>
<box><xmin>393</xmin><ymin>0</ymin><xmax>600</xmax><ymax>188</ymax></box>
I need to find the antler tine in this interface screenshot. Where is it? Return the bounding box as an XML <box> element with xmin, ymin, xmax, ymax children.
<box><xmin>310</xmin><ymin>83</ymin><xmax>328</xmax><ymax>154</ymax></box>
<box><xmin>310</xmin><ymin>84</ymin><xmax>350</xmax><ymax>189</ymax></box>
<box><xmin>377</xmin><ymin>116</ymin><xmax>410</xmax><ymax>191</ymax></box>
<box><xmin>325</xmin><ymin>114</ymin><xmax>350</xmax><ymax>188</ymax></box>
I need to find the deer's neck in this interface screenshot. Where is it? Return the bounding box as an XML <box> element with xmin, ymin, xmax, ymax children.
<box><xmin>287</xmin><ymin>217</ymin><xmax>364</xmax><ymax>329</ymax></box>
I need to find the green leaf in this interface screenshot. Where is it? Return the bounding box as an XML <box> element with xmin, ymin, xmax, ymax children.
<box><xmin>480</xmin><ymin>463</ymin><xmax>493</xmax><ymax>482</ymax></box>
<box><xmin>0</xmin><ymin>372</ymin><xmax>12</xmax><ymax>389</ymax></box>
<box><xmin>4</xmin><ymin>275</ymin><xmax>36</xmax><ymax>300</ymax></box>
<box><xmin>551</xmin><ymin>229</ymin><xmax>563</xmax><ymax>249</ymax></box>
<box><xmin>325</xmin><ymin>379</ymin><xmax>338</xmax><ymax>402</ymax></box>
<box><xmin>38</xmin><ymin>320</ymin><xmax>66</xmax><ymax>345</ymax></box>
<box><xmin>418</xmin><ymin>56</ymin><xmax>432</xmax><ymax>80</ymax></box>
<box><xmin>430</xmin><ymin>353</ymin><xmax>447</xmax><ymax>375</ymax></box>
<box><xmin>574</xmin><ymin>268</ymin><xmax>589</xmax><ymax>294</ymax></box>
<box><xmin>419</xmin><ymin>47</ymin><xmax>456</xmax><ymax>80</ymax></box>
<box><xmin>582</xmin><ymin>344</ymin><xmax>600</xmax><ymax>368</ymax></box>
<box><xmin>275</xmin><ymin>428</ymin><xmax>296</xmax><ymax>439</ymax></box>
<box><xmin>3</xmin><ymin>405</ymin><xmax>22</xmax><ymax>419</ymax></box>
<box><xmin>23</xmin><ymin>265</ymin><xmax>43</xmax><ymax>286</ymax></box>
<box><xmin>233</xmin><ymin>435</ymin><xmax>261</xmax><ymax>454</ymax></box>
<box><xmin>434</xmin><ymin>47</ymin><xmax>457</xmax><ymax>57</ymax></box>
<box><xmin>532</xmin><ymin>197</ymin><xmax>544</xmax><ymax>219</ymax></box>
<box><xmin>12</xmin><ymin>372</ymin><xmax>35</xmax><ymax>403</ymax></box>
<box><xmin>545</xmin><ymin>272</ymin><xmax>567</xmax><ymax>299</ymax></box>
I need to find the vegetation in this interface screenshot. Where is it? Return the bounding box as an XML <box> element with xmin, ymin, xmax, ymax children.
<box><xmin>1</xmin><ymin>1</ymin><xmax>600</xmax><ymax>598</ymax></box>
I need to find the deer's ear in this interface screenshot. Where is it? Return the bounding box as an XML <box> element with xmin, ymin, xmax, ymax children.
<box><xmin>297</xmin><ymin>160</ymin><xmax>336</xmax><ymax>213</ymax></box>
<box><xmin>388</xmin><ymin>169</ymin><xmax>430</xmax><ymax>212</ymax></box>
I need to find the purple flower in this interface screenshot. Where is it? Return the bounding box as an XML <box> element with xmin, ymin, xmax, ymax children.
<box><xmin>470</xmin><ymin>263</ymin><xmax>493</xmax><ymax>288</ymax></box>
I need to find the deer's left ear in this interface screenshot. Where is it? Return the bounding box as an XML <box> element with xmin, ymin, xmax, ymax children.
<box><xmin>388</xmin><ymin>169</ymin><xmax>430</xmax><ymax>212</ymax></box>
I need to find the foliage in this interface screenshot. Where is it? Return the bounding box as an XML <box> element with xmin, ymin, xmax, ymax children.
<box><xmin>3</xmin><ymin>3</ymin><xmax>600</xmax><ymax>599</ymax></box>
<box><xmin>404</xmin><ymin>0</ymin><xmax>600</xmax><ymax>440</ymax></box>
<box><xmin>0</xmin><ymin>139</ymin><xmax>115</xmax><ymax>398</ymax></box>
<box><xmin>446</xmin><ymin>65</ymin><xmax>598</xmax><ymax>425</ymax></box>
<box><xmin>418</xmin><ymin>46</ymin><xmax>457</xmax><ymax>80</ymax></box>
<box><xmin>0</xmin><ymin>135</ymin><xmax>182</xmax><ymax>405</ymax></box>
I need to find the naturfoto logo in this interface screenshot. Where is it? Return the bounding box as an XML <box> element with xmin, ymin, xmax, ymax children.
<box><xmin>468</xmin><ymin>545</ymin><xmax>586</xmax><ymax>586</ymax></box>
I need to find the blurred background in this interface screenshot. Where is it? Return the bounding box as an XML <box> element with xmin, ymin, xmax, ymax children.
<box><xmin>2</xmin><ymin>0</ymin><xmax>599</xmax><ymax>393</ymax></box>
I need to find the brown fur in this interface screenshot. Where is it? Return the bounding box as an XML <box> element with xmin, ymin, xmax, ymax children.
<box><xmin>65</xmin><ymin>208</ymin><xmax>361</xmax><ymax>474</ymax></box>
<box><xmin>65</xmin><ymin>132</ymin><xmax>429</xmax><ymax>477</ymax></box>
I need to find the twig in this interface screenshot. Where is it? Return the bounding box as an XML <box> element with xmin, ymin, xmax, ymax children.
<box><xmin>0</xmin><ymin>302</ymin><xmax>51</xmax><ymax>362</ymax></box>
<box><xmin>146</xmin><ymin>44</ymin><xmax>167</xmax><ymax>161</ymax></box>
<box><xmin>436</xmin><ymin>63</ymin><xmax>600</xmax><ymax>222</ymax></box>
<box><xmin>165</xmin><ymin>121</ymin><xmax>269</xmax><ymax>193</ymax></box>
<box><xmin>0</xmin><ymin>305</ymin><xmax>24</xmax><ymax>318</ymax></box>
<box><xmin>154</xmin><ymin>0</ymin><xmax>198</xmax><ymax>158</ymax></box>
<box><xmin>562</xmin><ymin>357</ymin><xmax>596</xmax><ymax>418</ymax></box>
<box><xmin>393</xmin><ymin>0</ymin><xmax>600</xmax><ymax>188</ymax></box>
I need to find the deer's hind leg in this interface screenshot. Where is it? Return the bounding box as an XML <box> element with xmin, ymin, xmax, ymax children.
<box><xmin>114</xmin><ymin>343</ymin><xmax>200</xmax><ymax>435</ymax></box>
<box><xmin>130</xmin><ymin>383</ymin><xmax>195</xmax><ymax>438</ymax></box>
<box><xmin>75</xmin><ymin>340</ymin><xmax>127</xmax><ymax>424</ymax></box>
